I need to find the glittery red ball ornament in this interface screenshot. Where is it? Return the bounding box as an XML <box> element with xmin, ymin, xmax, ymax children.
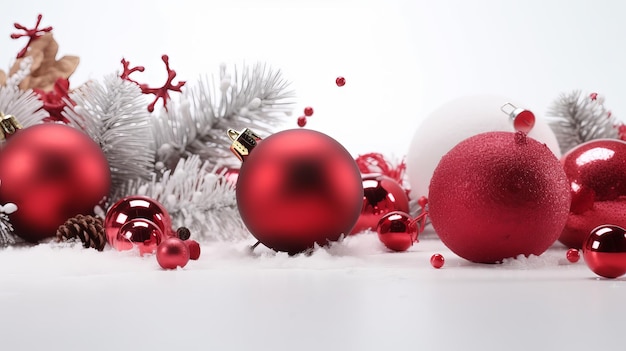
<box><xmin>115</xmin><ymin>218</ymin><xmax>164</xmax><ymax>255</ymax></box>
<box><xmin>156</xmin><ymin>237</ymin><xmax>190</xmax><ymax>270</ymax></box>
<box><xmin>582</xmin><ymin>225</ymin><xmax>626</xmax><ymax>279</ymax></box>
<box><xmin>376</xmin><ymin>211</ymin><xmax>417</xmax><ymax>252</ymax></box>
<box><xmin>0</xmin><ymin>123</ymin><xmax>110</xmax><ymax>242</ymax></box>
<box><xmin>350</xmin><ymin>174</ymin><xmax>410</xmax><ymax>234</ymax></box>
<box><xmin>105</xmin><ymin>196</ymin><xmax>173</xmax><ymax>250</ymax></box>
<box><xmin>236</xmin><ymin>129</ymin><xmax>363</xmax><ymax>254</ymax></box>
<box><xmin>559</xmin><ymin>139</ymin><xmax>626</xmax><ymax>249</ymax></box>
<box><xmin>429</xmin><ymin>132</ymin><xmax>570</xmax><ymax>263</ymax></box>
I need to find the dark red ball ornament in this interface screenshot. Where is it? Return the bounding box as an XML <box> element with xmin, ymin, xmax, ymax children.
<box><xmin>229</xmin><ymin>128</ymin><xmax>363</xmax><ymax>254</ymax></box>
<box><xmin>0</xmin><ymin>123</ymin><xmax>111</xmax><ymax>242</ymax></box>
<box><xmin>559</xmin><ymin>139</ymin><xmax>626</xmax><ymax>249</ymax></box>
<box><xmin>350</xmin><ymin>174</ymin><xmax>410</xmax><ymax>235</ymax></box>
<box><xmin>582</xmin><ymin>225</ymin><xmax>626</xmax><ymax>279</ymax></box>
<box><xmin>429</xmin><ymin>132</ymin><xmax>570</xmax><ymax>263</ymax></box>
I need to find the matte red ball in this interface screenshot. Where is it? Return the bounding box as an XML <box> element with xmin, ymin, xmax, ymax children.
<box><xmin>376</xmin><ymin>211</ymin><xmax>417</xmax><ymax>252</ymax></box>
<box><xmin>350</xmin><ymin>174</ymin><xmax>410</xmax><ymax>235</ymax></box>
<box><xmin>582</xmin><ymin>225</ymin><xmax>626</xmax><ymax>279</ymax></box>
<box><xmin>559</xmin><ymin>139</ymin><xmax>626</xmax><ymax>249</ymax></box>
<box><xmin>428</xmin><ymin>132</ymin><xmax>570</xmax><ymax>263</ymax></box>
<box><xmin>185</xmin><ymin>239</ymin><xmax>201</xmax><ymax>260</ymax></box>
<box><xmin>157</xmin><ymin>237</ymin><xmax>190</xmax><ymax>270</ymax></box>
<box><xmin>236</xmin><ymin>129</ymin><xmax>363</xmax><ymax>254</ymax></box>
<box><xmin>0</xmin><ymin>124</ymin><xmax>110</xmax><ymax>242</ymax></box>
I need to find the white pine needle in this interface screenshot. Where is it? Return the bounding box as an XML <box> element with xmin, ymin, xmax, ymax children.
<box><xmin>0</xmin><ymin>85</ymin><xmax>46</xmax><ymax>129</ymax></box>
<box><xmin>119</xmin><ymin>155</ymin><xmax>250</xmax><ymax>242</ymax></box>
<box><xmin>153</xmin><ymin>62</ymin><xmax>295</xmax><ymax>170</ymax></box>
<box><xmin>63</xmin><ymin>74</ymin><xmax>156</xmax><ymax>190</ymax></box>
<box><xmin>547</xmin><ymin>90</ymin><xmax>620</xmax><ymax>154</ymax></box>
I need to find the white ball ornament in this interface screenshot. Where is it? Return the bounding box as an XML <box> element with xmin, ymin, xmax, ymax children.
<box><xmin>406</xmin><ymin>95</ymin><xmax>560</xmax><ymax>199</ymax></box>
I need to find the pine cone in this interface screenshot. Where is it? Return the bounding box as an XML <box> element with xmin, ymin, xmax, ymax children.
<box><xmin>56</xmin><ymin>214</ymin><xmax>106</xmax><ymax>251</ymax></box>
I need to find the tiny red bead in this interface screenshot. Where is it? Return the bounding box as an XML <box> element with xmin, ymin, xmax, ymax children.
<box><xmin>590</xmin><ymin>92</ymin><xmax>598</xmax><ymax>100</ymax></box>
<box><xmin>297</xmin><ymin>116</ymin><xmax>307</xmax><ymax>127</ymax></box>
<box><xmin>566</xmin><ymin>248</ymin><xmax>580</xmax><ymax>263</ymax></box>
<box><xmin>304</xmin><ymin>106</ymin><xmax>314</xmax><ymax>117</ymax></box>
<box><xmin>417</xmin><ymin>196</ymin><xmax>428</xmax><ymax>210</ymax></box>
<box><xmin>430</xmin><ymin>253</ymin><xmax>445</xmax><ymax>269</ymax></box>
<box><xmin>335</xmin><ymin>76</ymin><xmax>346</xmax><ymax>87</ymax></box>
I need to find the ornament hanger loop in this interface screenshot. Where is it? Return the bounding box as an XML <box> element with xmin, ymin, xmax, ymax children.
<box><xmin>500</xmin><ymin>103</ymin><xmax>535</xmax><ymax>134</ymax></box>
<box><xmin>0</xmin><ymin>111</ymin><xmax>23</xmax><ymax>141</ymax></box>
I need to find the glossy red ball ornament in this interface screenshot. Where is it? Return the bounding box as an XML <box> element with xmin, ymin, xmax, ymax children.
<box><xmin>582</xmin><ymin>225</ymin><xmax>626</xmax><ymax>279</ymax></box>
<box><xmin>559</xmin><ymin>139</ymin><xmax>626</xmax><ymax>249</ymax></box>
<box><xmin>566</xmin><ymin>248</ymin><xmax>580</xmax><ymax>263</ymax></box>
<box><xmin>236</xmin><ymin>129</ymin><xmax>363</xmax><ymax>254</ymax></box>
<box><xmin>430</xmin><ymin>253</ymin><xmax>445</xmax><ymax>269</ymax></box>
<box><xmin>376</xmin><ymin>211</ymin><xmax>417</xmax><ymax>252</ymax></box>
<box><xmin>156</xmin><ymin>237</ymin><xmax>190</xmax><ymax>270</ymax></box>
<box><xmin>0</xmin><ymin>123</ymin><xmax>110</xmax><ymax>242</ymax></box>
<box><xmin>114</xmin><ymin>218</ymin><xmax>164</xmax><ymax>255</ymax></box>
<box><xmin>105</xmin><ymin>196</ymin><xmax>173</xmax><ymax>249</ymax></box>
<box><xmin>429</xmin><ymin>132</ymin><xmax>570</xmax><ymax>263</ymax></box>
<box><xmin>350</xmin><ymin>174</ymin><xmax>410</xmax><ymax>234</ymax></box>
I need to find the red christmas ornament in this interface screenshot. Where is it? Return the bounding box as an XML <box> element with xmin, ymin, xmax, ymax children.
<box><xmin>297</xmin><ymin>116</ymin><xmax>307</xmax><ymax>128</ymax></box>
<box><xmin>559</xmin><ymin>139</ymin><xmax>626</xmax><ymax>249</ymax></box>
<box><xmin>304</xmin><ymin>107</ymin><xmax>314</xmax><ymax>117</ymax></box>
<box><xmin>376</xmin><ymin>211</ymin><xmax>417</xmax><ymax>252</ymax></box>
<box><xmin>114</xmin><ymin>218</ymin><xmax>164</xmax><ymax>255</ymax></box>
<box><xmin>430</xmin><ymin>254</ymin><xmax>445</xmax><ymax>269</ymax></box>
<box><xmin>0</xmin><ymin>123</ymin><xmax>110</xmax><ymax>242</ymax></box>
<box><xmin>566</xmin><ymin>248</ymin><xmax>580</xmax><ymax>263</ymax></box>
<box><xmin>500</xmin><ymin>103</ymin><xmax>536</xmax><ymax>134</ymax></box>
<box><xmin>105</xmin><ymin>196</ymin><xmax>174</xmax><ymax>249</ymax></box>
<box><xmin>335</xmin><ymin>77</ymin><xmax>346</xmax><ymax>87</ymax></box>
<box><xmin>156</xmin><ymin>237</ymin><xmax>190</xmax><ymax>270</ymax></box>
<box><xmin>230</xmin><ymin>128</ymin><xmax>363</xmax><ymax>254</ymax></box>
<box><xmin>582</xmin><ymin>225</ymin><xmax>626</xmax><ymax>279</ymax></box>
<box><xmin>350</xmin><ymin>174</ymin><xmax>409</xmax><ymax>235</ymax></box>
<box><xmin>10</xmin><ymin>14</ymin><xmax>53</xmax><ymax>58</ymax></box>
<box><xmin>185</xmin><ymin>239</ymin><xmax>201</xmax><ymax>260</ymax></box>
<box><xmin>429</xmin><ymin>132</ymin><xmax>570</xmax><ymax>263</ymax></box>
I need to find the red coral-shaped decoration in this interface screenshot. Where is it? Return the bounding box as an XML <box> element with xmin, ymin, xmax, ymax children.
<box><xmin>11</xmin><ymin>14</ymin><xmax>53</xmax><ymax>58</ymax></box>
<box><xmin>34</xmin><ymin>78</ymin><xmax>73</xmax><ymax>124</ymax></box>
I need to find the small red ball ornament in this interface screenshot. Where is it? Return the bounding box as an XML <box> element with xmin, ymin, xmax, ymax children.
<box><xmin>350</xmin><ymin>174</ymin><xmax>410</xmax><ymax>235</ymax></box>
<box><xmin>156</xmin><ymin>237</ymin><xmax>190</xmax><ymax>270</ymax></box>
<box><xmin>231</xmin><ymin>128</ymin><xmax>363</xmax><ymax>254</ymax></box>
<box><xmin>559</xmin><ymin>139</ymin><xmax>626</xmax><ymax>249</ymax></box>
<box><xmin>105</xmin><ymin>196</ymin><xmax>173</xmax><ymax>250</ymax></box>
<box><xmin>335</xmin><ymin>77</ymin><xmax>346</xmax><ymax>87</ymax></box>
<box><xmin>297</xmin><ymin>116</ymin><xmax>307</xmax><ymax>128</ymax></box>
<box><xmin>0</xmin><ymin>123</ymin><xmax>111</xmax><ymax>242</ymax></box>
<box><xmin>429</xmin><ymin>132</ymin><xmax>570</xmax><ymax>263</ymax></box>
<box><xmin>115</xmin><ymin>218</ymin><xmax>164</xmax><ymax>255</ymax></box>
<box><xmin>185</xmin><ymin>239</ymin><xmax>201</xmax><ymax>260</ymax></box>
<box><xmin>566</xmin><ymin>248</ymin><xmax>580</xmax><ymax>263</ymax></box>
<box><xmin>582</xmin><ymin>225</ymin><xmax>626</xmax><ymax>279</ymax></box>
<box><xmin>376</xmin><ymin>211</ymin><xmax>417</xmax><ymax>252</ymax></box>
<box><xmin>304</xmin><ymin>107</ymin><xmax>314</xmax><ymax>117</ymax></box>
<box><xmin>430</xmin><ymin>253</ymin><xmax>445</xmax><ymax>269</ymax></box>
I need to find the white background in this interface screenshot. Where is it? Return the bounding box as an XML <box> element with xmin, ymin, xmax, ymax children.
<box><xmin>2</xmin><ymin>0</ymin><xmax>625</xmax><ymax>156</ymax></box>
<box><xmin>1</xmin><ymin>1</ymin><xmax>626</xmax><ymax>350</ymax></box>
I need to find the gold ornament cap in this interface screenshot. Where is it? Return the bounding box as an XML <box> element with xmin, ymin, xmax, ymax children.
<box><xmin>0</xmin><ymin>112</ymin><xmax>23</xmax><ymax>141</ymax></box>
<box><xmin>227</xmin><ymin>128</ymin><xmax>262</xmax><ymax>163</ymax></box>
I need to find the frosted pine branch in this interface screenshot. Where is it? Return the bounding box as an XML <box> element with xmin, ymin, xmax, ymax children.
<box><xmin>118</xmin><ymin>155</ymin><xmax>250</xmax><ymax>242</ymax></box>
<box><xmin>63</xmin><ymin>74</ymin><xmax>155</xmax><ymax>190</ymax></box>
<box><xmin>547</xmin><ymin>91</ymin><xmax>620</xmax><ymax>154</ymax></box>
<box><xmin>0</xmin><ymin>193</ymin><xmax>20</xmax><ymax>247</ymax></box>
<box><xmin>0</xmin><ymin>85</ymin><xmax>46</xmax><ymax>129</ymax></box>
<box><xmin>154</xmin><ymin>62</ymin><xmax>294</xmax><ymax>170</ymax></box>
<box><xmin>4</xmin><ymin>56</ymin><xmax>33</xmax><ymax>88</ymax></box>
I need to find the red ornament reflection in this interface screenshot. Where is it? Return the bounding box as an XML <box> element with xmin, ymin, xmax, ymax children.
<box><xmin>104</xmin><ymin>196</ymin><xmax>173</xmax><ymax>249</ymax></box>
<box><xmin>350</xmin><ymin>174</ymin><xmax>410</xmax><ymax>235</ymax></box>
<box><xmin>582</xmin><ymin>224</ymin><xmax>626</xmax><ymax>279</ymax></box>
<box><xmin>114</xmin><ymin>218</ymin><xmax>164</xmax><ymax>255</ymax></box>
<box><xmin>560</xmin><ymin>139</ymin><xmax>626</xmax><ymax>248</ymax></box>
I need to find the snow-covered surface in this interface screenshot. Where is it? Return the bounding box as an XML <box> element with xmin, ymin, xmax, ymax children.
<box><xmin>0</xmin><ymin>228</ymin><xmax>621</xmax><ymax>351</ymax></box>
